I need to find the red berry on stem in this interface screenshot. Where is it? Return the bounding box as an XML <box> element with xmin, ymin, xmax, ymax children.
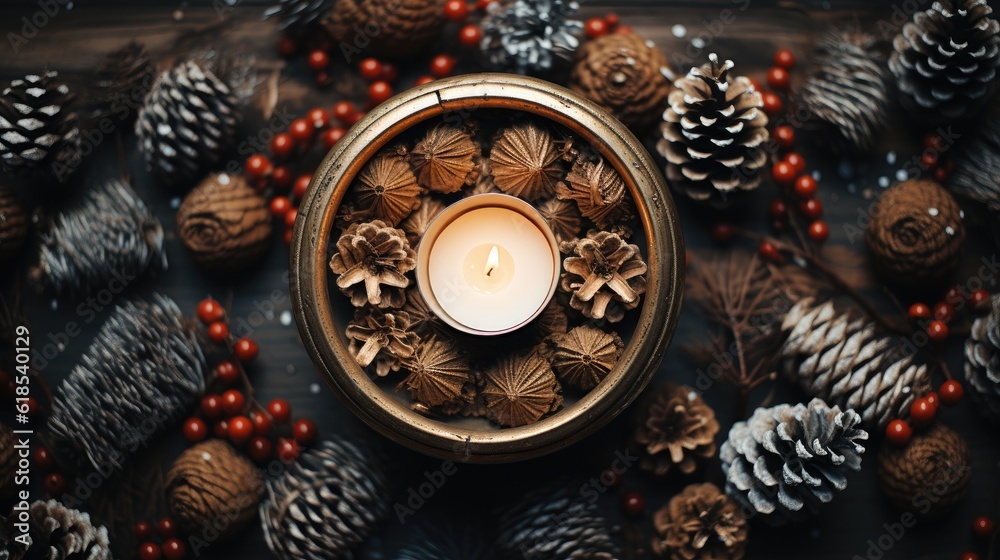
<box><xmin>332</xmin><ymin>101</ymin><xmax>357</xmax><ymax>124</ymax></box>
<box><xmin>774</xmin><ymin>125</ymin><xmax>795</xmax><ymax>149</ymax></box>
<box><xmin>430</xmin><ymin>55</ymin><xmax>456</xmax><ymax>78</ymax></box>
<box><xmin>368</xmin><ymin>81</ymin><xmax>393</xmax><ymax>105</ymax></box>
<box><xmin>228</xmin><ymin>415</ymin><xmax>254</xmax><ymax>443</ymax></box>
<box><xmin>213</xmin><ymin>419</ymin><xmax>229</xmax><ymax>439</ymax></box>
<box><xmin>769</xmin><ymin>199</ymin><xmax>788</xmax><ymax>219</ymax></box>
<box><xmin>923</xmin><ymin>391</ymin><xmax>939</xmax><ymax>411</ymax></box>
<box><xmin>380</xmin><ymin>62</ymin><xmax>398</xmax><ymax>82</ymax></box>
<box><xmin>248</xmin><ymin>436</ymin><xmax>273</xmax><ymax>463</ymax></box>
<box><xmin>44</xmin><ymin>472</ymin><xmax>66</xmax><ymax>495</ymax></box>
<box><xmin>621</xmin><ymin>492</ymin><xmax>645</xmax><ymax>517</ymax></box>
<box><xmin>908</xmin><ymin>397</ymin><xmax>935</xmax><ymax>427</ymax></box>
<box><xmin>444</xmin><ymin>0</ymin><xmax>469</xmax><ymax>21</ymax></box>
<box><xmin>234</xmin><ymin>338</ymin><xmax>259</xmax><ymax>362</ymax></box>
<box><xmin>293</xmin><ymin>174</ymin><xmax>312</xmax><ymax>200</ymax></box>
<box><xmin>285</xmin><ymin>208</ymin><xmax>298</xmax><ymax>229</ymax></box>
<box><xmin>908</xmin><ymin>302</ymin><xmax>931</xmax><ymax>320</ymax></box>
<box><xmin>289</xmin><ymin>119</ymin><xmax>314</xmax><ymax>145</ymax></box>
<box><xmin>162</xmin><ymin>538</ymin><xmax>186</xmax><ymax>560</ymax></box>
<box><xmin>785</xmin><ymin>152</ymin><xmax>806</xmax><ymax>173</ymax></box>
<box><xmin>969</xmin><ymin>288</ymin><xmax>991</xmax><ymax>310</ymax></box>
<box><xmin>924</xmin><ymin>132</ymin><xmax>944</xmax><ymax>150</ymax></box>
<box><xmin>939</xmin><ymin>380</ymin><xmax>963</xmax><ymax>405</ymax></box>
<box><xmin>774</xmin><ymin>48</ymin><xmax>796</xmax><ymax>69</ymax></box>
<box><xmin>459</xmin><ymin>24</ymin><xmax>483</xmax><ymax>47</ymax></box>
<box><xmin>293</xmin><ymin>418</ymin><xmax>318</xmax><ymax>444</ymax></box>
<box><xmin>134</xmin><ymin>521</ymin><xmax>153</xmax><ymax>540</ymax></box>
<box><xmin>767</xmin><ymin>66</ymin><xmax>790</xmax><ymax>90</ymax></box>
<box><xmin>973</xmin><ymin>516</ymin><xmax>995</xmax><ymax>538</ymax></box>
<box><xmin>201</xmin><ymin>394</ymin><xmax>223</xmax><ymax>418</ymax></box>
<box><xmin>33</xmin><ymin>446</ymin><xmax>53</xmax><ymax>470</ymax></box>
<box><xmin>183</xmin><ymin>417</ymin><xmax>207</xmax><ymax>443</ymax></box>
<box><xmin>251</xmin><ymin>411</ymin><xmax>272</xmax><ymax>435</ymax></box>
<box><xmin>267</xmin><ymin>398</ymin><xmax>292</xmax><ymax>423</ymax></box>
<box><xmin>139</xmin><ymin>542</ymin><xmax>162</xmax><ymax>560</ymax></box>
<box><xmin>270</xmin><ymin>196</ymin><xmax>292</xmax><ymax>218</ymax></box>
<box><xmin>277</xmin><ymin>437</ymin><xmax>301</xmax><ymax>462</ymax></box>
<box><xmin>322</xmin><ymin>126</ymin><xmax>346</xmax><ymax>150</ymax></box>
<box><xmin>761</xmin><ymin>92</ymin><xmax>782</xmax><ymax>115</ymax></box>
<box><xmin>222</xmin><ymin>389</ymin><xmax>246</xmax><ymax>415</ymax></box>
<box><xmin>270</xmin><ymin>133</ymin><xmax>295</xmax><ymax>160</ymax></box>
<box><xmin>758</xmin><ymin>240</ymin><xmax>783</xmax><ymax>263</ymax></box>
<box><xmin>197</xmin><ymin>298</ymin><xmax>225</xmax><ymax>324</ymax></box>
<box><xmin>277</xmin><ymin>36</ymin><xmax>297</xmax><ymax>57</ymax></box>
<box><xmin>359</xmin><ymin>58</ymin><xmax>383</xmax><ymax>80</ymax></box>
<box><xmin>711</xmin><ymin>223</ymin><xmax>736</xmax><ymax>244</ymax></box>
<box><xmin>921</xmin><ymin>151</ymin><xmax>937</xmax><ymax>169</ymax></box>
<box><xmin>157</xmin><ymin>517</ymin><xmax>176</xmax><ymax>537</ymax></box>
<box><xmin>307</xmin><ymin>50</ymin><xmax>329</xmax><ymax>70</ymax></box>
<box><xmin>216</xmin><ymin>360</ymin><xmax>239</xmax><ymax>384</ymax></box>
<box><xmin>807</xmin><ymin>220</ymin><xmax>829</xmax><ymax>243</ymax></box>
<box><xmin>307</xmin><ymin>107</ymin><xmax>330</xmax><ymax>129</ymax></box>
<box><xmin>927</xmin><ymin>320</ymin><xmax>948</xmax><ymax>343</ymax></box>
<box><xmin>800</xmin><ymin>198</ymin><xmax>823</xmax><ymax>219</ymax></box>
<box><xmin>245</xmin><ymin>154</ymin><xmax>272</xmax><ymax>180</ymax></box>
<box><xmin>585</xmin><ymin>17</ymin><xmax>608</xmax><ymax>38</ymax></box>
<box><xmin>885</xmin><ymin>419</ymin><xmax>912</xmax><ymax>446</ymax></box>
<box><xmin>934</xmin><ymin>165</ymin><xmax>950</xmax><ymax>183</ymax></box>
<box><xmin>207</xmin><ymin>321</ymin><xmax>230</xmax><ymax>344</ymax></box>
<box><xmin>933</xmin><ymin>301</ymin><xmax>954</xmax><ymax>323</ymax></box>
<box><xmin>605</xmin><ymin>13</ymin><xmax>620</xmax><ymax>28</ymax></box>
<box><xmin>271</xmin><ymin>166</ymin><xmax>292</xmax><ymax>190</ymax></box>
<box><xmin>794</xmin><ymin>175</ymin><xmax>817</xmax><ymax>198</ymax></box>
<box><xmin>477</xmin><ymin>0</ymin><xmax>495</xmax><ymax>9</ymax></box>
<box><xmin>772</xmin><ymin>161</ymin><xmax>796</xmax><ymax>187</ymax></box>
<box><xmin>614</xmin><ymin>24</ymin><xmax>633</xmax><ymax>34</ymax></box>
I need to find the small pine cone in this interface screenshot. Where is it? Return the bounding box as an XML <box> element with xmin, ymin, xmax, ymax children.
<box><xmin>346</xmin><ymin>308</ymin><xmax>420</xmax><ymax>377</ymax></box>
<box><xmin>964</xmin><ymin>293</ymin><xmax>1000</xmax><ymax>422</ymax></box>
<box><xmin>480</xmin><ymin>353</ymin><xmax>562</xmax><ymax>428</ymax></box>
<box><xmin>496</xmin><ymin>484</ymin><xmax>617</xmax><ymax>559</ymax></box>
<box><xmin>556</xmin><ymin>157</ymin><xmax>634</xmax><ymax>230</ymax></box>
<box><xmin>720</xmin><ymin>398</ymin><xmax>868</xmax><ymax>525</ymax></box>
<box><xmin>479</xmin><ymin>0</ymin><xmax>583</xmax><ymax>75</ymax></box>
<box><xmin>330</xmin><ymin>219</ymin><xmax>416</xmax><ymax>309</ymax></box>
<box><xmin>93</xmin><ymin>41</ymin><xmax>156</xmax><ymax>122</ymax></box>
<box><xmin>324</xmin><ymin>0</ymin><xmax>447</xmax><ymax>59</ymax></box>
<box><xmin>401</xmin><ymin>195</ymin><xmax>446</xmax><ymax>246</ymax></box>
<box><xmin>890</xmin><ymin>0</ymin><xmax>1000</xmax><ymax>124</ymax></box>
<box><xmin>399</xmin><ymin>336</ymin><xmax>474</xmax><ymax>413</ymax></box>
<box><xmin>166</xmin><ymin>439</ymin><xmax>264</xmax><ymax>540</ymax></box>
<box><xmin>877</xmin><ymin>423</ymin><xmax>971</xmax><ymax>517</ymax></box>
<box><xmin>410</xmin><ymin>124</ymin><xmax>481</xmax><ymax>194</ymax></box>
<box><xmin>658</xmin><ymin>54</ymin><xmax>768</xmax><ymax>207</ymax></box>
<box><xmin>866</xmin><ymin>179</ymin><xmax>965</xmax><ymax>291</ymax></box>
<box><xmin>260</xmin><ymin>438</ymin><xmax>391</xmax><ymax>560</ymax></box>
<box><xmin>490</xmin><ymin>122</ymin><xmax>565</xmax><ymax>201</ymax></box>
<box><xmin>537</xmin><ymin>197</ymin><xmax>582</xmax><ymax>245</ymax></box>
<box><xmin>569</xmin><ymin>32</ymin><xmax>674</xmax><ymax>131</ymax></box>
<box><xmin>780</xmin><ymin>298</ymin><xmax>931</xmax><ymax>429</ymax></box>
<box><xmin>951</xmin><ymin>118</ymin><xmax>1000</xmax><ymax>212</ymax></box>
<box><xmin>0</xmin><ymin>188</ymin><xmax>28</xmax><ymax>265</ymax></box>
<box><xmin>136</xmin><ymin>61</ymin><xmax>240</xmax><ymax>185</ymax></box>
<box><xmin>651</xmin><ymin>482</ymin><xmax>748</xmax><ymax>560</ymax></box>
<box><xmin>559</xmin><ymin>230</ymin><xmax>647</xmax><ymax>323</ymax></box>
<box><xmin>0</xmin><ymin>422</ymin><xmax>14</xmax><ymax>500</ymax></box>
<box><xmin>1</xmin><ymin>500</ymin><xmax>112</xmax><ymax>560</ymax></box>
<box><xmin>794</xmin><ymin>28</ymin><xmax>891</xmax><ymax>152</ymax></box>
<box><xmin>264</xmin><ymin>0</ymin><xmax>331</xmax><ymax>35</ymax></box>
<box><xmin>0</xmin><ymin>71</ymin><xmax>81</xmax><ymax>179</ymax></box>
<box><xmin>546</xmin><ymin>325</ymin><xmax>623</xmax><ymax>391</ymax></box>
<box><xmin>350</xmin><ymin>152</ymin><xmax>424</xmax><ymax>226</ymax></box>
<box><xmin>632</xmin><ymin>383</ymin><xmax>719</xmax><ymax>477</ymax></box>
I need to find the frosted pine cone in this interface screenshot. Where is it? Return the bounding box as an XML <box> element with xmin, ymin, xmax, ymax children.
<box><xmin>0</xmin><ymin>500</ymin><xmax>111</xmax><ymax>560</ymax></box>
<box><xmin>951</xmin><ymin>118</ymin><xmax>1000</xmax><ymax>212</ymax></box>
<box><xmin>479</xmin><ymin>0</ymin><xmax>583</xmax><ymax>75</ymax></box>
<box><xmin>496</xmin><ymin>484</ymin><xmax>617</xmax><ymax>559</ymax></box>
<box><xmin>965</xmin><ymin>293</ymin><xmax>1000</xmax><ymax>422</ymax></box>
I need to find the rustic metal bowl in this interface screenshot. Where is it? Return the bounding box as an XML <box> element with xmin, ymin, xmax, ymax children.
<box><xmin>290</xmin><ymin>73</ymin><xmax>684</xmax><ymax>463</ymax></box>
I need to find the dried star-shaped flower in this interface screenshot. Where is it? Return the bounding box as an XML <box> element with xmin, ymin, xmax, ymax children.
<box><xmin>330</xmin><ymin>220</ymin><xmax>416</xmax><ymax>309</ymax></box>
<box><xmin>556</xmin><ymin>157</ymin><xmax>635</xmax><ymax>229</ymax></box>
<box><xmin>633</xmin><ymin>383</ymin><xmax>719</xmax><ymax>477</ymax></box>
<box><xmin>480</xmin><ymin>354</ymin><xmax>563</xmax><ymax>428</ymax></box>
<box><xmin>548</xmin><ymin>325</ymin><xmax>624</xmax><ymax>390</ymax></box>
<box><xmin>399</xmin><ymin>337</ymin><xmax>472</xmax><ymax>412</ymax></box>
<box><xmin>410</xmin><ymin>124</ymin><xmax>481</xmax><ymax>194</ymax></box>
<box><xmin>400</xmin><ymin>196</ymin><xmax>445</xmax><ymax>247</ymax></box>
<box><xmin>560</xmin><ymin>231</ymin><xmax>647</xmax><ymax>322</ymax></box>
<box><xmin>346</xmin><ymin>309</ymin><xmax>420</xmax><ymax>377</ymax></box>
<box><xmin>537</xmin><ymin>197</ymin><xmax>582</xmax><ymax>245</ymax></box>
<box><xmin>490</xmin><ymin>123</ymin><xmax>564</xmax><ymax>201</ymax></box>
<box><xmin>350</xmin><ymin>152</ymin><xmax>424</xmax><ymax>226</ymax></box>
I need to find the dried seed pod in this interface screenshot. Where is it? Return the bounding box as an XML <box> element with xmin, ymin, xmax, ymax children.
<box><xmin>490</xmin><ymin>123</ymin><xmax>564</xmax><ymax>201</ymax></box>
<box><xmin>410</xmin><ymin>124</ymin><xmax>481</xmax><ymax>194</ymax></box>
<box><xmin>330</xmin><ymin>219</ymin><xmax>416</xmax><ymax>309</ymax></box>
<box><xmin>401</xmin><ymin>286</ymin><xmax>450</xmax><ymax>341</ymax></box>
<box><xmin>546</xmin><ymin>325</ymin><xmax>623</xmax><ymax>390</ymax></box>
<box><xmin>556</xmin><ymin>157</ymin><xmax>634</xmax><ymax>229</ymax></box>
<box><xmin>350</xmin><ymin>152</ymin><xmax>424</xmax><ymax>226</ymax></box>
<box><xmin>537</xmin><ymin>197</ymin><xmax>582</xmax><ymax>245</ymax></box>
<box><xmin>400</xmin><ymin>196</ymin><xmax>446</xmax><ymax>247</ymax></box>
<box><xmin>480</xmin><ymin>353</ymin><xmax>562</xmax><ymax>427</ymax></box>
<box><xmin>346</xmin><ymin>308</ymin><xmax>420</xmax><ymax>377</ymax></box>
<box><xmin>399</xmin><ymin>336</ymin><xmax>473</xmax><ymax>413</ymax></box>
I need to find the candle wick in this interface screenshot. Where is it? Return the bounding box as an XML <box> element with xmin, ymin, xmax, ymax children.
<box><xmin>485</xmin><ymin>245</ymin><xmax>500</xmax><ymax>279</ymax></box>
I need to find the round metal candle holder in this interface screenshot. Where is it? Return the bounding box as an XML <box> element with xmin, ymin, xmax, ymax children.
<box><xmin>290</xmin><ymin>73</ymin><xmax>685</xmax><ymax>463</ymax></box>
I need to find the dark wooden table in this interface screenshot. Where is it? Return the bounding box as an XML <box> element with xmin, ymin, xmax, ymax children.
<box><xmin>2</xmin><ymin>1</ymin><xmax>998</xmax><ymax>559</ymax></box>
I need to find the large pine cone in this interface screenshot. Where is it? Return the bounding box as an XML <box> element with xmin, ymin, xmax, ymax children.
<box><xmin>93</xmin><ymin>41</ymin><xmax>156</xmax><ymax>122</ymax></box>
<box><xmin>632</xmin><ymin>383</ymin><xmax>719</xmax><ymax>477</ymax></box>
<box><xmin>264</xmin><ymin>0</ymin><xmax>331</xmax><ymax>35</ymax></box>
<box><xmin>324</xmin><ymin>0</ymin><xmax>447</xmax><ymax>60</ymax></box>
<box><xmin>569</xmin><ymin>32</ymin><xmax>674</xmax><ymax>131</ymax></box>
<box><xmin>0</xmin><ymin>422</ymin><xmax>14</xmax><ymax>500</ymax></box>
<box><xmin>136</xmin><ymin>61</ymin><xmax>240</xmax><ymax>185</ymax></box>
<box><xmin>964</xmin><ymin>293</ymin><xmax>1000</xmax><ymax>422</ymax></box>
<box><xmin>877</xmin><ymin>423</ymin><xmax>971</xmax><ymax>517</ymax></box>
<box><xmin>559</xmin><ymin>230</ymin><xmax>647</xmax><ymax>323</ymax></box>
<box><xmin>652</xmin><ymin>482</ymin><xmax>748</xmax><ymax>560</ymax></box>
<box><xmin>0</xmin><ymin>71</ymin><xmax>81</xmax><ymax>180</ymax></box>
<box><xmin>330</xmin><ymin>219</ymin><xmax>416</xmax><ymax>309</ymax></box>
<box><xmin>0</xmin><ymin>500</ymin><xmax>112</xmax><ymax>560</ymax></box>
<box><xmin>260</xmin><ymin>438</ymin><xmax>390</xmax><ymax>560</ymax></box>
<box><xmin>658</xmin><ymin>54</ymin><xmax>768</xmax><ymax>207</ymax></box>
<box><xmin>794</xmin><ymin>27</ymin><xmax>890</xmax><ymax>152</ymax></box>
<box><xmin>889</xmin><ymin>0</ymin><xmax>1000</xmax><ymax>123</ymax></box>
<box><xmin>951</xmin><ymin>118</ymin><xmax>1000</xmax><ymax>212</ymax></box>
<box><xmin>479</xmin><ymin>0</ymin><xmax>583</xmax><ymax>75</ymax></box>
<box><xmin>720</xmin><ymin>398</ymin><xmax>868</xmax><ymax>525</ymax></box>
<box><xmin>0</xmin><ymin>188</ymin><xmax>28</xmax><ymax>265</ymax></box>
<box><xmin>780</xmin><ymin>298</ymin><xmax>932</xmax><ymax>429</ymax></box>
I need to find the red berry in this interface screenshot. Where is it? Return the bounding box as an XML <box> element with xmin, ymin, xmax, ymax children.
<box><xmin>927</xmin><ymin>320</ymin><xmax>949</xmax><ymax>343</ymax></box>
<box><xmin>349</xmin><ymin>111</ymin><xmax>366</xmax><ymax>125</ymax></box>
<box><xmin>774</xmin><ymin>125</ymin><xmax>795</xmax><ymax>149</ymax></box>
<box><xmin>251</xmin><ymin>411</ymin><xmax>272</xmax><ymax>435</ymax></box>
<box><xmin>430</xmin><ymin>55</ymin><xmax>456</xmax><ymax>78</ymax></box>
<box><xmin>908</xmin><ymin>397</ymin><xmax>936</xmax><ymax>427</ymax></box>
<box><xmin>157</xmin><ymin>517</ymin><xmax>176</xmax><ymax>538</ymax></box>
<box><xmin>621</xmin><ymin>491</ymin><xmax>645</xmax><ymax>517</ymax></box>
<box><xmin>924</xmin><ymin>132</ymin><xmax>944</xmax><ymax>150</ymax></box>
<box><xmin>332</xmin><ymin>101</ymin><xmax>357</xmax><ymax>124</ymax></box>
<box><xmin>314</xmin><ymin>71</ymin><xmax>331</xmax><ymax>87</ymax></box>
<box><xmin>267</xmin><ymin>398</ymin><xmax>292</xmax><ymax>423</ymax></box>
<box><xmin>248</xmin><ymin>436</ymin><xmax>273</xmax><ymax>463</ymax></box>
<box><xmin>134</xmin><ymin>521</ymin><xmax>153</xmax><ymax>540</ymax></box>
<box><xmin>769</xmin><ymin>199</ymin><xmax>788</xmax><ymax>219</ymax></box>
<box><xmin>380</xmin><ymin>62</ymin><xmax>398</xmax><ymax>82</ymax></box>
<box><xmin>923</xmin><ymin>391</ymin><xmax>939</xmax><ymax>411</ymax></box>
<box><xmin>234</xmin><ymin>338</ymin><xmax>259</xmax><ymax>362</ymax></box>
<box><xmin>293</xmin><ymin>418</ymin><xmax>318</xmax><ymax>444</ymax></box>
<box><xmin>774</xmin><ymin>48</ymin><xmax>796</xmax><ymax>69</ymax></box>
<box><xmin>162</xmin><ymin>538</ymin><xmax>186</xmax><ymax>560</ymax></box>
<box><xmin>961</xmin><ymin>554</ymin><xmax>980</xmax><ymax>560</ymax></box>
<box><xmin>222</xmin><ymin>389</ymin><xmax>246</xmax><ymax>415</ymax></box>
<box><xmin>33</xmin><ymin>446</ymin><xmax>53</xmax><ymax>470</ymax></box>
<box><xmin>359</xmin><ymin>58</ymin><xmax>383</xmax><ymax>80</ymax></box>
<box><xmin>285</xmin><ymin>208</ymin><xmax>298</xmax><ymax>229</ymax></box>
<box><xmin>444</xmin><ymin>0</ymin><xmax>469</xmax><ymax>20</ymax></box>
<box><xmin>414</xmin><ymin>75</ymin><xmax>435</xmax><ymax>86</ymax></box>
<box><xmin>785</xmin><ymin>152</ymin><xmax>806</xmax><ymax>173</ymax></box>
<box><xmin>322</xmin><ymin>126</ymin><xmax>346</xmax><ymax>150</ymax></box>
<box><xmin>293</xmin><ymin>174</ymin><xmax>312</xmax><ymax>200</ymax></box>
<box><xmin>139</xmin><ymin>542</ymin><xmax>162</xmax><ymax>560</ymax></box>
<box><xmin>605</xmin><ymin>13</ymin><xmax>620</xmax><ymax>28</ymax></box>
<box><xmin>794</xmin><ymin>175</ymin><xmax>817</xmax><ymax>198</ymax></box>
<box><xmin>973</xmin><ymin>516</ymin><xmax>996</xmax><ymax>538</ymax></box>
<box><xmin>216</xmin><ymin>360</ymin><xmax>239</xmax><ymax>384</ymax></box>
<box><xmin>585</xmin><ymin>17</ymin><xmax>608</xmax><ymax>38</ymax></box>
<box><xmin>270</xmin><ymin>196</ymin><xmax>292</xmax><ymax>218</ymax></box>
<box><xmin>459</xmin><ymin>24</ymin><xmax>483</xmax><ymax>47</ymax></box>
<box><xmin>197</xmin><ymin>298</ymin><xmax>225</xmax><ymax>324</ymax></box>
<box><xmin>245</xmin><ymin>154</ymin><xmax>272</xmax><ymax>180</ymax></box>
<box><xmin>307</xmin><ymin>50</ymin><xmax>329</xmax><ymax>70</ymax></box>
<box><xmin>921</xmin><ymin>151</ymin><xmax>937</xmax><ymax>169</ymax></box>
<box><xmin>939</xmin><ymin>380</ymin><xmax>964</xmax><ymax>405</ymax></box>
<box><xmin>43</xmin><ymin>472</ymin><xmax>66</xmax><ymax>495</ymax></box>
<box><xmin>767</xmin><ymin>66</ymin><xmax>790</xmax><ymax>90</ymax></box>
<box><xmin>807</xmin><ymin>220</ymin><xmax>829</xmax><ymax>243</ymax></box>
<box><xmin>614</xmin><ymin>24</ymin><xmax>633</xmax><ymax>34</ymax></box>
<box><xmin>277</xmin><ymin>36</ymin><xmax>297</xmax><ymax>57</ymax></box>
<box><xmin>228</xmin><ymin>415</ymin><xmax>254</xmax><ymax>443</ymax></box>
<box><xmin>758</xmin><ymin>240</ymin><xmax>783</xmax><ymax>263</ymax></box>
<box><xmin>213</xmin><ymin>419</ymin><xmax>229</xmax><ymax>439</ymax></box>
<box><xmin>270</xmin><ymin>132</ymin><xmax>295</xmax><ymax>160</ymax></box>
<box><xmin>289</xmin><ymin>119</ymin><xmax>314</xmax><ymax>145</ymax></box>
<box><xmin>368</xmin><ymin>81</ymin><xmax>393</xmax><ymax>105</ymax></box>
<box><xmin>277</xmin><ymin>437</ymin><xmax>301</xmax><ymax>463</ymax></box>
<box><xmin>307</xmin><ymin>107</ymin><xmax>331</xmax><ymax>130</ymax></box>
<box><xmin>271</xmin><ymin>166</ymin><xmax>292</xmax><ymax>189</ymax></box>
<box><xmin>908</xmin><ymin>302</ymin><xmax>931</xmax><ymax>320</ymax></box>
<box><xmin>183</xmin><ymin>417</ymin><xmax>208</xmax><ymax>443</ymax></box>
<box><xmin>748</xmin><ymin>77</ymin><xmax>762</xmax><ymax>92</ymax></box>
<box><xmin>969</xmin><ymin>288</ymin><xmax>991</xmax><ymax>311</ymax></box>
<box><xmin>201</xmin><ymin>394</ymin><xmax>223</xmax><ymax>418</ymax></box>
<box><xmin>772</xmin><ymin>161</ymin><xmax>796</xmax><ymax>187</ymax></box>
<box><xmin>933</xmin><ymin>301</ymin><xmax>954</xmax><ymax>323</ymax></box>
<box><xmin>934</xmin><ymin>166</ymin><xmax>950</xmax><ymax>182</ymax></box>
<box><xmin>710</xmin><ymin>223</ymin><xmax>736</xmax><ymax>244</ymax></box>
<box><xmin>800</xmin><ymin>198</ymin><xmax>823</xmax><ymax>219</ymax></box>
<box><xmin>207</xmin><ymin>321</ymin><xmax>230</xmax><ymax>344</ymax></box>
<box><xmin>885</xmin><ymin>419</ymin><xmax>912</xmax><ymax>446</ymax></box>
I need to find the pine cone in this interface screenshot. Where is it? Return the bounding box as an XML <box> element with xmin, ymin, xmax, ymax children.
<box><xmin>720</xmin><ymin>398</ymin><xmax>868</xmax><ymax>525</ymax></box>
<box><xmin>410</xmin><ymin>124</ymin><xmax>481</xmax><ymax>194</ymax></box>
<box><xmin>399</xmin><ymin>336</ymin><xmax>474</xmax><ymax>413</ymax></box>
<box><xmin>496</xmin><ymin>484</ymin><xmax>617</xmax><ymax>560</ymax></box>
<box><xmin>330</xmin><ymin>219</ymin><xmax>416</xmax><ymax>309</ymax></box>
<box><xmin>264</xmin><ymin>0</ymin><xmax>331</xmax><ymax>35</ymax></box>
<box><xmin>0</xmin><ymin>422</ymin><xmax>14</xmax><ymax>500</ymax></box>
<box><xmin>0</xmin><ymin>188</ymin><xmax>28</xmax><ymax>265</ymax></box>
<box><xmin>658</xmin><ymin>54</ymin><xmax>768</xmax><ymax>207</ymax></box>
<box><xmin>632</xmin><ymin>383</ymin><xmax>719</xmax><ymax>477</ymax></box>
<box><xmin>480</xmin><ymin>0</ymin><xmax>583</xmax><ymax>75</ymax></box>
<box><xmin>0</xmin><ymin>71</ymin><xmax>81</xmax><ymax>180</ymax></box>
<box><xmin>93</xmin><ymin>41</ymin><xmax>156</xmax><ymax>122</ymax></box>
<box><xmin>324</xmin><ymin>0</ymin><xmax>447</xmax><ymax>59</ymax></box>
<box><xmin>136</xmin><ymin>61</ymin><xmax>240</xmax><ymax>185</ymax></box>
<box><xmin>780</xmin><ymin>298</ymin><xmax>931</xmax><ymax>429</ymax></box>
<box><xmin>890</xmin><ymin>0</ymin><xmax>1000</xmax><ymax>123</ymax></box>
<box><xmin>546</xmin><ymin>325</ymin><xmax>623</xmax><ymax>391</ymax></box>
<box><xmin>569</xmin><ymin>32</ymin><xmax>674</xmax><ymax>131</ymax></box>
<box><xmin>951</xmin><ymin>118</ymin><xmax>1000</xmax><ymax>212</ymax></box>
<box><xmin>490</xmin><ymin>123</ymin><xmax>565</xmax><ymax>201</ymax></box>
<box><xmin>964</xmin><ymin>293</ymin><xmax>1000</xmax><ymax>422</ymax></box>
<box><xmin>346</xmin><ymin>308</ymin><xmax>420</xmax><ymax>377</ymax></box>
<box><xmin>877</xmin><ymin>423</ymin><xmax>971</xmax><ymax>517</ymax></box>
<box><xmin>31</xmin><ymin>179</ymin><xmax>166</xmax><ymax>300</ymax></box>
<box><xmin>651</xmin><ymin>482</ymin><xmax>748</xmax><ymax>560</ymax></box>
<box><xmin>556</xmin><ymin>157</ymin><xmax>634</xmax><ymax>230</ymax></box>
<box><xmin>794</xmin><ymin>27</ymin><xmax>890</xmax><ymax>152</ymax></box>
<box><xmin>260</xmin><ymin>438</ymin><xmax>391</xmax><ymax>560</ymax></box>
<box><xmin>1</xmin><ymin>500</ymin><xmax>112</xmax><ymax>560</ymax></box>
<box><xmin>480</xmin><ymin>353</ymin><xmax>562</xmax><ymax>428</ymax></box>
<box><xmin>350</xmin><ymin>151</ymin><xmax>424</xmax><ymax>226</ymax></box>
<box><xmin>559</xmin><ymin>230</ymin><xmax>647</xmax><ymax>323</ymax></box>
<box><xmin>47</xmin><ymin>295</ymin><xmax>206</xmax><ymax>474</ymax></box>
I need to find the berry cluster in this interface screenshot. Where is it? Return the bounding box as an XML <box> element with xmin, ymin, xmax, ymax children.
<box><xmin>583</xmin><ymin>12</ymin><xmax>629</xmax><ymax>38</ymax></box>
<box><xmin>134</xmin><ymin>518</ymin><xmax>185</xmax><ymax>560</ymax></box>
<box><xmin>907</xmin><ymin>286</ymin><xmax>990</xmax><ymax>344</ymax></box>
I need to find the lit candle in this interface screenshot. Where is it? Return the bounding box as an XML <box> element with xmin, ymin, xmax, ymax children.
<box><xmin>416</xmin><ymin>194</ymin><xmax>560</xmax><ymax>335</ymax></box>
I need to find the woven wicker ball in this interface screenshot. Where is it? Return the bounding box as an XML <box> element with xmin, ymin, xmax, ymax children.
<box><xmin>876</xmin><ymin>423</ymin><xmax>971</xmax><ymax>517</ymax></box>
<box><xmin>325</xmin><ymin>0</ymin><xmax>447</xmax><ymax>59</ymax></box>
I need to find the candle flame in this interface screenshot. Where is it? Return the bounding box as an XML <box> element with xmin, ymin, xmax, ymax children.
<box><xmin>485</xmin><ymin>245</ymin><xmax>499</xmax><ymax>278</ymax></box>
